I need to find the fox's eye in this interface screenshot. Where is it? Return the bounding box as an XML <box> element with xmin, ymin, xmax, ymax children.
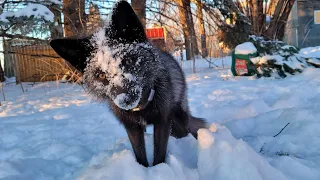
<box><xmin>99</xmin><ymin>73</ymin><xmax>106</xmax><ymax>80</ymax></box>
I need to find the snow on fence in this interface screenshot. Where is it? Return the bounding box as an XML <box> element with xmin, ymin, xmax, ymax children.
<box><xmin>3</xmin><ymin>39</ymin><xmax>75</xmax><ymax>83</ymax></box>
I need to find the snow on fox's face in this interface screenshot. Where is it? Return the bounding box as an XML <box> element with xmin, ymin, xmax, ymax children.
<box><xmin>50</xmin><ymin>1</ymin><xmax>158</xmax><ymax>110</ymax></box>
<box><xmin>82</xmin><ymin>28</ymin><xmax>157</xmax><ymax>110</ymax></box>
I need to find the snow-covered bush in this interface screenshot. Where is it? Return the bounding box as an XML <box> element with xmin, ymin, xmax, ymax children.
<box><xmin>248</xmin><ymin>35</ymin><xmax>284</xmax><ymax>55</ymax></box>
<box><xmin>242</xmin><ymin>36</ymin><xmax>319</xmax><ymax>78</ymax></box>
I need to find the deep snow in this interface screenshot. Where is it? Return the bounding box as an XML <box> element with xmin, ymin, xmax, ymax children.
<box><xmin>1</xmin><ymin>47</ymin><xmax>320</xmax><ymax>180</ymax></box>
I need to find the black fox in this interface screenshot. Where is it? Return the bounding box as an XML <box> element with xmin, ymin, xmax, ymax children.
<box><xmin>50</xmin><ymin>0</ymin><xmax>206</xmax><ymax>167</ymax></box>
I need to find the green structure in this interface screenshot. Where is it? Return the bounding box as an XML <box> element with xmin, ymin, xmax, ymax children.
<box><xmin>231</xmin><ymin>51</ymin><xmax>257</xmax><ymax>76</ymax></box>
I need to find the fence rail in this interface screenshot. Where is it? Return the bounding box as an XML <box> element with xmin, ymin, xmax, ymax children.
<box><xmin>2</xmin><ymin>39</ymin><xmax>74</xmax><ymax>83</ymax></box>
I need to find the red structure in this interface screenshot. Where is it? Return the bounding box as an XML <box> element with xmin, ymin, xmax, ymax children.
<box><xmin>146</xmin><ymin>27</ymin><xmax>165</xmax><ymax>39</ymax></box>
<box><xmin>146</xmin><ymin>27</ymin><xmax>166</xmax><ymax>51</ymax></box>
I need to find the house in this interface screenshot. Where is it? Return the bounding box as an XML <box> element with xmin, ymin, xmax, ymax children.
<box><xmin>284</xmin><ymin>0</ymin><xmax>320</xmax><ymax>48</ymax></box>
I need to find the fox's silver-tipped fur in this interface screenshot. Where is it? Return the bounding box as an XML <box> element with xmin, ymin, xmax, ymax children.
<box><xmin>50</xmin><ymin>0</ymin><xmax>206</xmax><ymax>167</ymax></box>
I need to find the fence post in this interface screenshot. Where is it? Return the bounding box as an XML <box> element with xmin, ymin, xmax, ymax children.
<box><xmin>220</xmin><ymin>49</ymin><xmax>224</xmax><ymax>69</ymax></box>
<box><xmin>0</xmin><ymin>82</ymin><xmax>5</xmax><ymax>105</ymax></box>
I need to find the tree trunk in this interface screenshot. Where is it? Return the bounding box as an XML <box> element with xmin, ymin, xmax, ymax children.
<box><xmin>49</xmin><ymin>4</ymin><xmax>63</xmax><ymax>38</ymax></box>
<box><xmin>196</xmin><ymin>0</ymin><xmax>208</xmax><ymax>57</ymax></box>
<box><xmin>176</xmin><ymin>0</ymin><xmax>199</xmax><ymax>60</ymax></box>
<box><xmin>276</xmin><ymin>0</ymin><xmax>295</xmax><ymax>40</ymax></box>
<box><xmin>87</xmin><ymin>2</ymin><xmax>102</xmax><ymax>33</ymax></box>
<box><xmin>258</xmin><ymin>0</ymin><xmax>265</xmax><ymax>34</ymax></box>
<box><xmin>265</xmin><ymin>0</ymin><xmax>294</xmax><ymax>40</ymax></box>
<box><xmin>177</xmin><ymin>0</ymin><xmax>192</xmax><ymax>60</ymax></box>
<box><xmin>63</xmin><ymin>0</ymin><xmax>86</xmax><ymax>37</ymax></box>
<box><xmin>267</xmin><ymin>0</ymin><xmax>279</xmax><ymax>15</ymax></box>
<box><xmin>265</xmin><ymin>0</ymin><xmax>286</xmax><ymax>39</ymax></box>
<box><xmin>186</xmin><ymin>0</ymin><xmax>199</xmax><ymax>57</ymax></box>
<box><xmin>132</xmin><ymin>0</ymin><xmax>146</xmax><ymax>28</ymax></box>
<box><xmin>252</xmin><ymin>0</ymin><xmax>264</xmax><ymax>35</ymax></box>
<box><xmin>248</xmin><ymin>0</ymin><xmax>254</xmax><ymax>29</ymax></box>
<box><xmin>0</xmin><ymin>63</ymin><xmax>4</xmax><ymax>82</ymax></box>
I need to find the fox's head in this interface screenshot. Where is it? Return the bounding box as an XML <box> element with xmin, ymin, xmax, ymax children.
<box><xmin>50</xmin><ymin>1</ymin><xmax>159</xmax><ymax>110</ymax></box>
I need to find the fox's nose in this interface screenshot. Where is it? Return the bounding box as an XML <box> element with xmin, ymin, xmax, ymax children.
<box><xmin>111</xmin><ymin>86</ymin><xmax>141</xmax><ymax>110</ymax></box>
<box><xmin>113</xmin><ymin>92</ymin><xmax>141</xmax><ymax>110</ymax></box>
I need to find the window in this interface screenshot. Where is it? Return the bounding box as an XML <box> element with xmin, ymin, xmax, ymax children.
<box><xmin>315</xmin><ymin>10</ymin><xmax>320</xmax><ymax>24</ymax></box>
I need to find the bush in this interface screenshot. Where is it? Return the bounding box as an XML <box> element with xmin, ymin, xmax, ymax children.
<box><xmin>245</xmin><ymin>36</ymin><xmax>316</xmax><ymax>78</ymax></box>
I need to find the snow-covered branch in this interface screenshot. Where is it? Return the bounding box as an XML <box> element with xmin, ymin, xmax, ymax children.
<box><xmin>0</xmin><ymin>3</ymin><xmax>54</xmax><ymax>23</ymax></box>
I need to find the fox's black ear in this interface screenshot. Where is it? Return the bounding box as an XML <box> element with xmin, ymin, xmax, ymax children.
<box><xmin>109</xmin><ymin>0</ymin><xmax>147</xmax><ymax>43</ymax></box>
<box><xmin>50</xmin><ymin>38</ymin><xmax>93</xmax><ymax>72</ymax></box>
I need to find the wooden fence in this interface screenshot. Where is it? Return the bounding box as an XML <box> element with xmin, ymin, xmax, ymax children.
<box><xmin>4</xmin><ymin>40</ymin><xmax>74</xmax><ymax>83</ymax></box>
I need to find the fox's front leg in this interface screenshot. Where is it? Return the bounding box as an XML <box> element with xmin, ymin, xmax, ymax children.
<box><xmin>153</xmin><ymin>115</ymin><xmax>171</xmax><ymax>166</ymax></box>
<box><xmin>124</xmin><ymin>122</ymin><xmax>149</xmax><ymax>167</ymax></box>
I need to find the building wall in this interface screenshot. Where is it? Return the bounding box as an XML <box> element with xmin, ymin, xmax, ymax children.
<box><xmin>284</xmin><ymin>0</ymin><xmax>320</xmax><ymax>48</ymax></box>
<box><xmin>284</xmin><ymin>1</ymin><xmax>299</xmax><ymax>47</ymax></box>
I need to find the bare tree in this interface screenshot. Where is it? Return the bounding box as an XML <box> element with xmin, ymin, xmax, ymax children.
<box><xmin>132</xmin><ymin>0</ymin><xmax>147</xmax><ymax>28</ymax></box>
<box><xmin>175</xmin><ymin>0</ymin><xmax>199</xmax><ymax>60</ymax></box>
<box><xmin>186</xmin><ymin>0</ymin><xmax>199</xmax><ymax>57</ymax></box>
<box><xmin>252</xmin><ymin>0</ymin><xmax>264</xmax><ymax>34</ymax></box>
<box><xmin>265</xmin><ymin>0</ymin><xmax>295</xmax><ymax>39</ymax></box>
<box><xmin>48</xmin><ymin>4</ymin><xmax>63</xmax><ymax>38</ymax></box>
<box><xmin>87</xmin><ymin>2</ymin><xmax>102</xmax><ymax>33</ymax></box>
<box><xmin>196</xmin><ymin>0</ymin><xmax>208</xmax><ymax>57</ymax></box>
<box><xmin>231</xmin><ymin>0</ymin><xmax>295</xmax><ymax>40</ymax></box>
<box><xmin>63</xmin><ymin>0</ymin><xmax>86</xmax><ymax>37</ymax></box>
<box><xmin>176</xmin><ymin>0</ymin><xmax>192</xmax><ymax>60</ymax></box>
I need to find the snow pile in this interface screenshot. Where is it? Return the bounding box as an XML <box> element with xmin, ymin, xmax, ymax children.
<box><xmin>197</xmin><ymin>124</ymin><xmax>287</xmax><ymax>180</ymax></box>
<box><xmin>77</xmin><ymin>123</ymin><xmax>288</xmax><ymax>180</ymax></box>
<box><xmin>300</xmin><ymin>46</ymin><xmax>320</xmax><ymax>59</ymax></box>
<box><xmin>78</xmin><ymin>134</ymin><xmax>199</xmax><ymax>180</ymax></box>
<box><xmin>0</xmin><ymin>3</ymin><xmax>54</xmax><ymax>23</ymax></box>
<box><xmin>237</xmin><ymin>37</ymin><xmax>320</xmax><ymax>78</ymax></box>
<box><xmin>235</xmin><ymin>42</ymin><xmax>257</xmax><ymax>55</ymax></box>
<box><xmin>249</xmin><ymin>35</ymin><xmax>284</xmax><ymax>55</ymax></box>
<box><xmin>2</xmin><ymin>65</ymin><xmax>320</xmax><ymax>179</ymax></box>
<box><xmin>253</xmin><ymin>53</ymin><xmax>305</xmax><ymax>78</ymax></box>
<box><xmin>300</xmin><ymin>46</ymin><xmax>320</xmax><ymax>67</ymax></box>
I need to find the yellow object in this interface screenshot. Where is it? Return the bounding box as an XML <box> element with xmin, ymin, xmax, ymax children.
<box><xmin>315</xmin><ymin>10</ymin><xmax>320</xmax><ymax>24</ymax></box>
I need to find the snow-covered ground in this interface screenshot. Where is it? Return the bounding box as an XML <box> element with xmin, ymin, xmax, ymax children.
<box><xmin>1</xmin><ymin>48</ymin><xmax>320</xmax><ymax>180</ymax></box>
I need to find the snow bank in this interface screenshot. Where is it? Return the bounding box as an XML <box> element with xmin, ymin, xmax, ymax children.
<box><xmin>2</xmin><ymin>55</ymin><xmax>320</xmax><ymax>180</ymax></box>
<box><xmin>235</xmin><ymin>42</ymin><xmax>257</xmax><ymax>55</ymax></box>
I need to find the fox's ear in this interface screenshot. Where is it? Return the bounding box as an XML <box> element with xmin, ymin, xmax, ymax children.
<box><xmin>109</xmin><ymin>0</ymin><xmax>147</xmax><ymax>43</ymax></box>
<box><xmin>50</xmin><ymin>38</ymin><xmax>93</xmax><ymax>72</ymax></box>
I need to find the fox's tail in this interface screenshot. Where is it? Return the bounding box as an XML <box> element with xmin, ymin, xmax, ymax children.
<box><xmin>188</xmin><ymin>116</ymin><xmax>207</xmax><ymax>139</ymax></box>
